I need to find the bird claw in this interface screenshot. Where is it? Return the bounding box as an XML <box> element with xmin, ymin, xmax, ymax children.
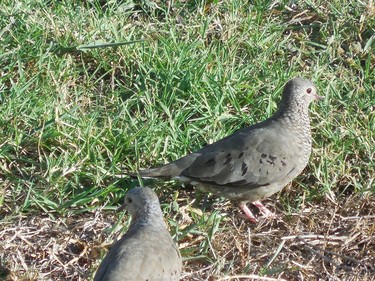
<box><xmin>239</xmin><ymin>201</ymin><xmax>276</xmax><ymax>223</ymax></box>
<box><xmin>252</xmin><ymin>200</ymin><xmax>276</xmax><ymax>219</ymax></box>
<box><xmin>239</xmin><ymin>202</ymin><xmax>258</xmax><ymax>223</ymax></box>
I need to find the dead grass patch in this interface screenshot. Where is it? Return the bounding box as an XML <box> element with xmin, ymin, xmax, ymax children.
<box><xmin>1</xmin><ymin>192</ymin><xmax>374</xmax><ymax>281</ymax></box>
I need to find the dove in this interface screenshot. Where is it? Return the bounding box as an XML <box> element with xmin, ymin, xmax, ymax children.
<box><xmin>134</xmin><ymin>77</ymin><xmax>322</xmax><ymax>223</ymax></box>
<box><xmin>93</xmin><ymin>187</ymin><xmax>182</xmax><ymax>281</ymax></box>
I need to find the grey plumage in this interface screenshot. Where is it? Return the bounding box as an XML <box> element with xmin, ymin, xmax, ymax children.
<box><xmin>94</xmin><ymin>187</ymin><xmax>182</xmax><ymax>281</ymax></box>
<box><xmin>135</xmin><ymin>77</ymin><xmax>322</xmax><ymax>222</ymax></box>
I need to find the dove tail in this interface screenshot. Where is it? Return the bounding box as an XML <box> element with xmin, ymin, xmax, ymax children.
<box><xmin>137</xmin><ymin>166</ymin><xmax>175</xmax><ymax>179</ymax></box>
<box><xmin>131</xmin><ymin>153</ymin><xmax>199</xmax><ymax>179</ymax></box>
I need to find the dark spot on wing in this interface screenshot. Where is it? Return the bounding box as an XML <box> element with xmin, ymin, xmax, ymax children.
<box><xmin>266</xmin><ymin>155</ymin><xmax>277</xmax><ymax>165</ymax></box>
<box><xmin>269</xmin><ymin>155</ymin><xmax>277</xmax><ymax>162</ymax></box>
<box><xmin>238</xmin><ymin>152</ymin><xmax>244</xmax><ymax>159</ymax></box>
<box><xmin>260</xmin><ymin>159</ymin><xmax>263</xmax><ymax>164</ymax></box>
<box><xmin>205</xmin><ymin>158</ymin><xmax>216</xmax><ymax>166</ymax></box>
<box><xmin>224</xmin><ymin>153</ymin><xmax>232</xmax><ymax>165</ymax></box>
<box><xmin>281</xmin><ymin>160</ymin><xmax>287</xmax><ymax>166</ymax></box>
<box><xmin>241</xmin><ymin>162</ymin><xmax>248</xmax><ymax>176</ymax></box>
<box><xmin>261</xmin><ymin>154</ymin><xmax>267</xmax><ymax>158</ymax></box>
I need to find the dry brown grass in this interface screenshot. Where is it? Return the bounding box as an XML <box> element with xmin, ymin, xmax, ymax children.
<box><xmin>1</xmin><ymin>190</ymin><xmax>374</xmax><ymax>281</ymax></box>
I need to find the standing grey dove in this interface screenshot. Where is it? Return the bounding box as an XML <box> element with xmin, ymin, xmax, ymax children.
<box><xmin>134</xmin><ymin>77</ymin><xmax>322</xmax><ymax>223</ymax></box>
<box><xmin>93</xmin><ymin>187</ymin><xmax>182</xmax><ymax>281</ymax></box>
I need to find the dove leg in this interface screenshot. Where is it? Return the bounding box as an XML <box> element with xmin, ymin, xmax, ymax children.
<box><xmin>238</xmin><ymin>202</ymin><xmax>258</xmax><ymax>223</ymax></box>
<box><xmin>252</xmin><ymin>200</ymin><xmax>275</xmax><ymax>218</ymax></box>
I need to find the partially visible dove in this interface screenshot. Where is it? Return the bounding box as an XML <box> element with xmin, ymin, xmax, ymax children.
<box><xmin>134</xmin><ymin>77</ymin><xmax>322</xmax><ymax>223</ymax></box>
<box><xmin>93</xmin><ymin>187</ymin><xmax>182</xmax><ymax>281</ymax></box>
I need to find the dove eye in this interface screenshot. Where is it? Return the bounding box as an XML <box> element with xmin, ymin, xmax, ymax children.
<box><xmin>126</xmin><ymin>197</ymin><xmax>133</xmax><ymax>204</ymax></box>
<box><xmin>306</xmin><ymin>88</ymin><xmax>312</xmax><ymax>94</ymax></box>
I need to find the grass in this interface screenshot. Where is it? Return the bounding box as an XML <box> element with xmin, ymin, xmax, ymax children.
<box><xmin>0</xmin><ymin>0</ymin><xmax>374</xmax><ymax>280</ymax></box>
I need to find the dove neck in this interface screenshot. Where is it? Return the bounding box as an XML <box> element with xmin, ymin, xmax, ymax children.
<box><xmin>131</xmin><ymin>204</ymin><xmax>166</xmax><ymax>228</ymax></box>
<box><xmin>273</xmin><ymin>102</ymin><xmax>312</xmax><ymax>146</ymax></box>
<box><xmin>274</xmin><ymin>100</ymin><xmax>311</xmax><ymax>126</ymax></box>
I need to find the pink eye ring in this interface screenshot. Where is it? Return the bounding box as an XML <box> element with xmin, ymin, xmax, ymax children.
<box><xmin>306</xmin><ymin>88</ymin><xmax>312</xmax><ymax>94</ymax></box>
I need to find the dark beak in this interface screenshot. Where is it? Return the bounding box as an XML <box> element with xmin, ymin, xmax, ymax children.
<box><xmin>117</xmin><ymin>202</ymin><xmax>127</xmax><ymax>212</ymax></box>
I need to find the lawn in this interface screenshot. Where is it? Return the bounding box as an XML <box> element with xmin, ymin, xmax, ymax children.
<box><xmin>0</xmin><ymin>0</ymin><xmax>374</xmax><ymax>280</ymax></box>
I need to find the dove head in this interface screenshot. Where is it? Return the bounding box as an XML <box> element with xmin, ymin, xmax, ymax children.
<box><xmin>121</xmin><ymin>187</ymin><xmax>163</xmax><ymax>223</ymax></box>
<box><xmin>281</xmin><ymin>77</ymin><xmax>322</xmax><ymax>108</ymax></box>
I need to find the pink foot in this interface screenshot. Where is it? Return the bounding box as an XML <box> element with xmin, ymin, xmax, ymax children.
<box><xmin>252</xmin><ymin>200</ymin><xmax>275</xmax><ymax>218</ymax></box>
<box><xmin>239</xmin><ymin>202</ymin><xmax>258</xmax><ymax>223</ymax></box>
